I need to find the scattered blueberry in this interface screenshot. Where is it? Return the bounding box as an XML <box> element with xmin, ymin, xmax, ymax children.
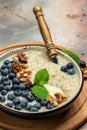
<box><xmin>7</xmin><ymin>93</ymin><xmax>15</xmax><ymax>100</ymax></box>
<box><xmin>19</xmin><ymin>83</ymin><xmax>26</xmax><ymax>90</ymax></box>
<box><xmin>22</xmin><ymin>90</ymin><xmax>29</xmax><ymax>97</ymax></box>
<box><xmin>21</xmin><ymin>98</ymin><xmax>28</xmax><ymax>107</ymax></box>
<box><xmin>13</xmin><ymin>97</ymin><xmax>20</xmax><ymax>105</ymax></box>
<box><xmin>12</xmin><ymin>77</ymin><xmax>20</xmax><ymax>85</ymax></box>
<box><xmin>8</xmin><ymin>72</ymin><xmax>16</xmax><ymax>79</ymax></box>
<box><xmin>1</xmin><ymin>64</ymin><xmax>7</xmax><ymax>69</ymax></box>
<box><xmin>33</xmin><ymin>103</ymin><xmax>41</xmax><ymax>109</ymax></box>
<box><xmin>0</xmin><ymin>96</ymin><xmax>5</xmax><ymax>102</ymax></box>
<box><xmin>1</xmin><ymin>76</ymin><xmax>8</xmax><ymax>82</ymax></box>
<box><xmin>14</xmin><ymin>89</ymin><xmax>22</xmax><ymax>96</ymax></box>
<box><xmin>0</xmin><ymin>84</ymin><xmax>4</xmax><ymax>91</ymax></box>
<box><xmin>6</xmin><ymin>102</ymin><xmax>13</xmax><ymax>108</ymax></box>
<box><xmin>14</xmin><ymin>104</ymin><xmax>22</xmax><ymax>110</ymax></box>
<box><xmin>12</xmin><ymin>84</ymin><xmax>19</xmax><ymax>90</ymax></box>
<box><xmin>26</xmin><ymin>94</ymin><xmax>34</xmax><ymax>102</ymax></box>
<box><xmin>30</xmin><ymin>107</ymin><xmax>38</xmax><ymax>112</ymax></box>
<box><xmin>79</xmin><ymin>61</ymin><xmax>86</xmax><ymax>68</ymax></box>
<box><xmin>66</xmin><ymin>63</ymin><xmax>73</xmax><ymax>69</ymax></box>
<box><xmin>8</xmin><ymin>68</ymin><xmax>13</xmax><ymax>73</ymax></box>
<box><xmin>4</xmin><ymin>60</ymin><xmax>11</xmax><ymax>65</ymax></box>
<box><xmin>61</xmin><ymin>66</ymin><xmax>67</xmax><ymax>72</ymax></box>
<box><xmin>6</xmin><ymin>63</ymin><xmax>12</xmax><ymax>69</ymax></box>
<box><xmin>67</xmin><ymin>68</ymin><xmax>75</xmax><ymax>75</ymax></box>
<box><xmin>26</xmin><ymin>103</ymin><xmax>32</xmax><ymax>111</ymax></box>
<box><xmin>4</xmin><ymin>85</ymin><xmax>12</xmax><ymax>91</ymax></box>
<box><xmin>1</xmin><ymin>89</ymin><xmax>8</xmax><ymax>95</ymax></box>
<box><xmin>1</xmin><ymin>69</ymin><xmax>8</xmax><ymax>76</ymax></box>
<box><xmin>35</xmin><ymin>97</ymin><xmax>41</xmax><ymax>103</ymax></box>
<box><xmin>40</xmin><ymin>100</ymin><xmax>48</xmax><ymax>106</ymax></box>
<box><xmin>46</xmin><ymin>103</ymin><xmax>54</xmax><ymax>109</ymax></box>
<box><xmin>3</xmin><ymin>80</ymin><xmax>10</xmax><ymax>85</ymax></box>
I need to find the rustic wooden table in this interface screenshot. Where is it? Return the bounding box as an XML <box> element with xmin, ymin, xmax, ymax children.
<box><xmin>0</xmin><ymin>0</ymin><xmax>87</xmax><ymax>129</ymax></box>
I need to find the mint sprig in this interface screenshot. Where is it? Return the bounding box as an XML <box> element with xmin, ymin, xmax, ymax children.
<box><xmin>32</xmin><ymin>85</ymin><xmax>49</xmax><ymax>100</ymax></box>
<box><xmin>31</xmin><ymin>69</ymin><xmax>49</xmax><ymax>100</ymax></box>
<box><xmin>62</xmin><ymin>49</ymin><xmax>81</xmax><ymax>64</ymax></box>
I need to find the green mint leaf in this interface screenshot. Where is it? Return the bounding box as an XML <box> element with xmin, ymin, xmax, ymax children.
<box><xmin>62</xmin><ymin>49</ymin><xmax>81</xmax><ymax>64</ymax></box>
<box><xmin>34</xmin><ymin>69</ymin><xmax>49</xmax><ymax>85</ymax></box>
<box><xmin>31</xmin><ymin>85</ymin><xmax>49</xmax><ymax>100</ymax></box>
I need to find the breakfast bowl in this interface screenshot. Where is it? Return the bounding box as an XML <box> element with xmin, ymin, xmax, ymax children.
<box><xmin>0</xmin><ymin>42</ymin><xmax>83</xmax><ymax>118</ymax></box>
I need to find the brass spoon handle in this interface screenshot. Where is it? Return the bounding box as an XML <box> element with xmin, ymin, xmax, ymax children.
<box><xmin>33</xmin><ymin>6</ymin><xmax>57</xmax><ymax>58</ymax></box>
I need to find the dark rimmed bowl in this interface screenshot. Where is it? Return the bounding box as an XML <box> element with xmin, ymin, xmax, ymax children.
<box><xmin>0</xmin><ymin>42</ymin><xmax>83</xmax><ymax>118</ymax></box>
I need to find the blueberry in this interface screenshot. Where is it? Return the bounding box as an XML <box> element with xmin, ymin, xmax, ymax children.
<box><xmin>13</xmin><ymin>97</ymin><xmax>20</xmax><ymax>105</ymax></box>
<box><xmin>4</xmin><ymin>60</ymin><xmax>11</xmax><ymax>65</ymax></box>
<box><xmin>14</xmin><ymin>104</ymin><xmax>22</xmax><ymax>110</ymax></box>
<box><xmin>40</xmin><ymin>100</ymin><xmax>48</xmax><ymax>106</ymax></box>
<box><xmin>12</xmin><ymin>78</ymin><xmax>20</xmax><ymax>85</ymax></box>
<box><xmin>1</xmin><ymin>76</ymin><xmax>8</xmax><ymax>82</ymax></box>
<box><xmin>26</xmin><ymin>94</ymin><xmax>34</xmax><ymax>102</ymax></box>
<box><xmin>14</xmin><ymin>89</ymin><xmax>22</xmax><ymax>96</ymax></box>
<box><xmin>30</xmin><ymin>107</ymin><xmax>38</xmax><ymax>112</ymax></box>
<box><xmin>19</xmin><ymin>83</ymin><xmax>26</xmax><ymax>90</ymax></box>
<box><xmin>0</xmin><ymin>96</ymin><xmax>5</xmax><ymax>102</ymax></box>
<box><xmin>33</xmin><ymin>103</ymin><xmax>41</xmax><ymax>109</ymax></box>
<box><xmin>0</xmin><ymin>84</ymin><xmax>4</xmax><ymax>91</ymax></box>
<box><xmin>66</xmin><ymin>63</ymin><xmax>73</xmax><ymax>69</ymax></box>
<box><xmin>35</xmin><ymin>97</ymin><xmax>41</xmax><ymax>102</ymax></box>
<box><xmin>7</xmin><ymin>63</ymin><xmax>12</xmax><ymax>69</ymax></box>
<box><xmin>79</xmin><ymin>61</ymin><xmax>86</xmax><ymax>68</ymax></box>
<box><xmin>6</xmin><ymin>102</ymin><xmax>13</xmax><ymax>108</ymax></box>
<box><xmin>46</xmin><ymin>103</ymin><xmax>54</xmax><ymax>109</ymax></box>
<box><xmin>12</xmin><ymin>84</ymin><xmax>19</xmax><ymax>90</ymax></box>
<box><xmin>1</xmin><ymin>89</ymin><xmax>8</xmax><ymax>95</ymax></box>
<box><xmin>67</xmin><ymin>68</ymin><xmax>75</xmax><ymax>75</ymax></box>
<box><xmin>22</xmin><ymin>90</ymin><xmax>29</xmax><ymax>97</ymax></box>
<box><xmin>4</xmin><ymin>85</ymin><xmax>12</xmax><ymax>91</ymax></box>
<box><xmin>1</xmin><ymin>64</ymin><xmax>7</xmax><ymax>69</ymax></box>
<box><xmin>7</xmin><ymin>93</ymin><xmax>15</xmax><ymax>100</ymax></box>
<box><xmin>8</xmin><ymin>68</ymin><xmax>13</xmax><ymax>73</ymax></box>
<box><xmin>8</xmin><ymin>73</ymin><xmax>16</xmax><ymax>79</ymax></box>
<box><xmin>3</xmin><ymin>80</ymin><xmax>10</xmax><ymax>85</ymax></box>
<box><xmin>61</xmin><ymin>66</ymin><xmax>67</xmax><ymax>72</ymax></box>
<box><xmin>21</xmin><ymin>98</ymin><xmax>28</xmax><ymax>107</ymax></box>
<box><xmin>26</xmin><ymin>103</ymin><xmax>32</xmax><ymax>111</ymax></box>
<box><xmin>1</xmin><ymin>69</ymin><xmax>8</xmax><ymax>76</ymax></box>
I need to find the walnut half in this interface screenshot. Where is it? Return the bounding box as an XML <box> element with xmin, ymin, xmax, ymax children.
<box><xmin>17</xmin><ymin>52</ymin><xmax>27</xmax><ymax>63</ymax></box>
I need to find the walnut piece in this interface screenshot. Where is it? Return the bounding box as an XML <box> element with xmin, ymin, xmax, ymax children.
<box><xmin>17</xmin><ymin>52</ymin><xmax>27</xmax><ymax>63</ymax></box>
<box><xmin>47</xmin><ymin>92</ymin><xmax>67</xmax><ymax>107</ymax></box>
<box><xmin>12</xmin><ymin>61</ymin><xmax>32</xmax><ymax>89</ymax></box>
<box><xmin>12</xmin><ymin>62</ymin><xmax>27</xmax><ymax>73</ymax></box>
<box><xmin>81</xmin><ymin>67</ymin><xmax>87</xmax><ymax>79</ymax></box>
<box><xmin>55</xmin><ymin>93</ymin><xmax>67</xmax><ymax>104</ymax></box>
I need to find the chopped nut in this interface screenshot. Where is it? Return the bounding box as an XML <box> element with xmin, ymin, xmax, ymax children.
<box><xmin>55</xmin><ymin>93</ymin><xmax>67</xmax><ymax>104</ymax></box>
<box><xmin>17</xmin><ymin>52</ymin><xmax>27</xmax><ymax>63</ymax></box>
<box><xmin>47</xmin><ymin>95</ymin><xmax>54</xmax><ymax>104</ymax></box>
<box><xmin>53</xmin><ymin>101</ymin><xmax>59</xmax><ymax>107</ymax></box>
<box><xmin>81</xmin><ymin>67</ymin><xmax>87</xmax><ymax>79</ymax></box>
<box><xmin>12</xmin><ymin>62</ymin><xmax>27</xmax><ymax>74</ymax></box>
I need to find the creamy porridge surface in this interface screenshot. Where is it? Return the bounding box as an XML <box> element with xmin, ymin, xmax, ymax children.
<box><xmin>25</xmin><ymin>47</ymin><xmax>80</xmax><ymax>100</ymax></box>
<box><xmin>0</xmin><ymin>46</ymin><xmax>81</xmax><ymax>112</ymax></box>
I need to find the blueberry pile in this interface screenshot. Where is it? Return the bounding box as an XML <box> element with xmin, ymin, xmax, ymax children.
<box><xmin>0</xmin><ymin>60</ymin><xmax>54</xmax><ymax>112</ymax></box>
<box><xmin>61</xmin><ymin>62</ymin><xmax>75</xmax><ymax>75</ymax></box>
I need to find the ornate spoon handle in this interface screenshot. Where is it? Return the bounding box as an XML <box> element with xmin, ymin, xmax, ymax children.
<box><xmin>33</xmin><ymin>6</ymin><xmax>58</xmax><ymax>63</ymax></box>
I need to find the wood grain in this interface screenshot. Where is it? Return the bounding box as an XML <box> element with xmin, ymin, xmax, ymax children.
<box><xmin>0</xmin><ymin>42</ymin><xmax>87</xmax><ymax>130</ymax></box>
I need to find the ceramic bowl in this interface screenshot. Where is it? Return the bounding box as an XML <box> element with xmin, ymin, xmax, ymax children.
<box><xmin>0</xmin><ymin>42</ymin><xmax>83</xmax><ymax>118</ymax></box>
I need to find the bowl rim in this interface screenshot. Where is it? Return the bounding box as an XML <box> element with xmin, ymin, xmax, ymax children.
<box><xmin>0</xmin><ymin>42</ymin><xmax>84</xmax><ymax>117</ymax></box>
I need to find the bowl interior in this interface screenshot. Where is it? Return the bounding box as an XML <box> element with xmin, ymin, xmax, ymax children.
<box><xmin>0</xmin><ymin>45</ymin><xmax>83</xmax><ymax>117</ymax></box>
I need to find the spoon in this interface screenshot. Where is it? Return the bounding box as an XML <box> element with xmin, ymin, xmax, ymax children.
<box><xmin>33</xmin><ymin>6</ymin><xmax>58</xmax><ymax>64</ymax></box>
